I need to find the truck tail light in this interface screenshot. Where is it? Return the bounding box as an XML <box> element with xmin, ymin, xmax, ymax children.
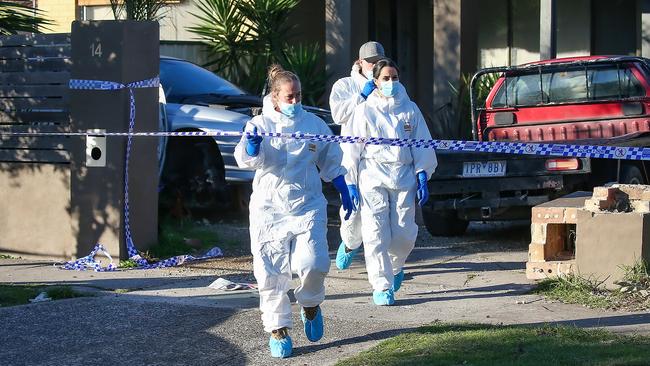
<box><xmin>545</xmin><ymin>158</ymin><xmax>579</xmax><ymax>171</ymax></box>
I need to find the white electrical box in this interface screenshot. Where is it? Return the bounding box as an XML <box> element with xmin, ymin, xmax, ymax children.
<box><xmin>86</xmin><ymin>129</ymin><xmax>106</xmax><ymax>167</ymax></box>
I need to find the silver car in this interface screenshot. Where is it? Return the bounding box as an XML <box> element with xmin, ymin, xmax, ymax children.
<box><xmin>159</xmin><ymin>56</ymin><xmax>335</xmax><ymax>213</ymax></box>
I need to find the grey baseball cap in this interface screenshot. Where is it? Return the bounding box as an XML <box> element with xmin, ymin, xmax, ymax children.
<box><xmin>359</xmin><ymin>41</ymin><xmax>385</xmax><ymax>63</ymax></box>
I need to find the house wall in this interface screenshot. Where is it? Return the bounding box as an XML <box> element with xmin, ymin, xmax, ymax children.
<box><xmin>30</xmin><ymin>0</ymin><xmax>650</xmax><ymax>129</ymax></box>
<box><xmin>557</xmin><ymin>0</ymin><xmax>591</xmax><ymax>58</ymax></box>
<box><xmin>38</xmin><ymin>0</ymin><xmax>77</xmax><ymax>33</ymax></box>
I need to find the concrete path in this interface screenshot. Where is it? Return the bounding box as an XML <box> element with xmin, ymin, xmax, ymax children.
<box><xmin>2</xmin><ymin>222</ymin><xmax>649</xmax><ymax>365</ymax></box>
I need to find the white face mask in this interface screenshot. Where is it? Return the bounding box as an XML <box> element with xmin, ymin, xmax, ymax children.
<box><xmin>380</xmin><ymin>80</ymin><xmax>399</xmax><ymax>97</ymax></box>
<box><xmin>364</xmin><ymin>69</ymin><xmax>373</xmax><ymax>80</ymax></box>
<box><xmin>278</xmin><ymin>101</ymin><xmax>302</xmax><ymax>118</ymax></box>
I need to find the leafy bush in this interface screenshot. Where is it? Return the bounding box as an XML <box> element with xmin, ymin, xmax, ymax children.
<box><xmin>434</xmin><ymin>72</ymin><xmax>499</xmax><ymax>139</ymax></box>
<box><xmin>283</xmin><ymin>43</ymin><xmax>328</xmax><ymax>105</ymax></box>
<box><xmin>189</xmin><ymin>0</ymin><xmax>328</xmax><ymax>104</ymax></box>
<box><xmin>0</xmin><ymin>1</ymin><xmax>52</xmax><ymax>35</ymax></box>
<box><xmin>110</xmin><ymin>0</ymin><xmax>168</xmax><ymax>21</ymax></box>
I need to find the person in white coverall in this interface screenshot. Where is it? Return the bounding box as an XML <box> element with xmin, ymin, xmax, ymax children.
<box><xmin>235</xmin><ymin>64</ymin><xmax>353</xmax><ymax>359</ymax></box>
<box><xmin>347</xmin><ymin>58</ymin><xmax>437</xmax><ymax>306</ymax></box>
<box><xmin>329</xmin><ymin>41</ymin><xmax>385</xmax><ymax>270</ymax></box>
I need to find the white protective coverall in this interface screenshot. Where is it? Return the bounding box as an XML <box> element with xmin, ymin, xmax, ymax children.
<box><xmin>235</xmin><ymin>104</ymin><xmax>346</xmax><ymax>333</ymax></box>
<box><xmin>347</xmin><ymin>85</ymin><xmax>437</xmax><ymax>291</ymax></box>
<box><xmin>328</xmin><ymin>63</ymin><xmax>367</xmax><ymax>249</ymax></box>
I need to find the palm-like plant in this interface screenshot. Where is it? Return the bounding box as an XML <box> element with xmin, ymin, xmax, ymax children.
<box><xmin>0</xmin><ymin>1</ymin><xmax>52</xmax><ymax>35</ymax></box>
<box><xmin>236</xmin><ymin>0</ymin><xmax>299</xmax><ymax>65</ymax></box>
<box><xmin>189</xmin><ymin>0</ymin><xmax>328</xmax><ymax>102</ymax></box>
<box><xmin>110</xmin><ymin>0</ymin><xmax>168</xmax><ymax>21</ymax></box>
<box><xmin>188</xmin><ymin>0</ymin><xmax>251</xmax><ymax>85</ymax></box>
<box><xmin>283</xmin><ymin>43</ymin><xmax>328</xmax><ymax>106</ymax></box>
<box><xmin>438</xmin><ymin>72</ymin><xmax>499</xmax><ymax>139</ymax></box>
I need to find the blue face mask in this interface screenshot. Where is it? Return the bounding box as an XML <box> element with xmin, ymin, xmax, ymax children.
<box><xmin>279</xmin><ymin>102</ymin><xmax>302</xmax><ymax>118</ymax></box>
<box><xmin>380</xmin><ymin>80</ymin><xmax>398</xmax><ymax>97</ymax></box>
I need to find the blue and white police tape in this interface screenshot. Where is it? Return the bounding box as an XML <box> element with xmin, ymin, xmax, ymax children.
<box><xmin>8</xmin><ymin>74</ymin><xmax>650</xmax><ymax>271</ymax></box>
<box><xmin>60</xmin><ymin>244</ymin><xmax>117</xmax><ymax>272</ymax></box>
<box><xmin>3</xmin><ymin>128</ymin><xmax>650</xmax><ymax>161</ymax></box>
<box><xmin>60</xmin><ymin>243</ymin><xmax>224</xmax><ymax>272</ymax></box>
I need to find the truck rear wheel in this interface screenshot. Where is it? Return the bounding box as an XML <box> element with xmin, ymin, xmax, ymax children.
<box><xmin>620</xmin><ymin>164</ymin><xmax>644</xmax><ymax>185</ymax></box>
<box><xmin>422</xmin><ymin>209</ymin><xmax>469</xmax><ymax>236</ymax></box>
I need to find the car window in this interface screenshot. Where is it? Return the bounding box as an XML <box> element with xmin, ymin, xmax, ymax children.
<box><xmin>544</xmin><ymin>70</ymin><xmax>587</xmax><ymax>102</ymax></box>
<box><xmin>589</xmin><ymin>67</ymin><xmax>645</xmax><ymax>99</ymax></box>
<box><xmin>492</xmin><ymin>64</ymin><xmax>645</xmax><ymax>107</ymax></box>
<box><xmin>160</xmin><ymin>58</ymin><xmax>246</xmax><ymax>99</ymax></box>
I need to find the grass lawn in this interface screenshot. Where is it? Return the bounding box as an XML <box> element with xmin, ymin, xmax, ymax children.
<box><xmin>336</xmin><ymin>323</ymin><xmax>650</xmax><ymax>366</ymax></box>
<box><xmin>534</xmin><ymin>261</ymin><xmax>650</xmax><ymax>312</ymax></box>
<box><xmin>0</xmin><ymin>284</ymin><xmax>85</xmax><ymax>307</ymax></box>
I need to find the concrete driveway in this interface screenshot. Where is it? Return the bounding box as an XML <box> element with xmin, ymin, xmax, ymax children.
<box><xmin>2</xmin><ymin>221</ymin><xmax>650</xmax><ymax>365</ymax></box>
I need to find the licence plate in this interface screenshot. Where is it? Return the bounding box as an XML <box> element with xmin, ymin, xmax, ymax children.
<box><xmin>462</xmin><ymin>161</ymin><xmax>507</xmax><ymax>177</ymax></box>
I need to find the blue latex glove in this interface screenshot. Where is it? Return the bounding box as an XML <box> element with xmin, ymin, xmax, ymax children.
<box><xmin>348</xmin><ymin>184</ymin><xmax>360</xmax><ymax>210</ymax></box>
<box><xmin>360</xmin><ymin>79</ymin><xmax>376</xmax><ymax>100</ymax></box>
<box><xmin>416</xmin><ymin>171</ymin><xmax>429</xmax><ymax>207</ymax></box>
<box><xmin>245</xmin><ymin>126</ymin><xmax>263</xmax><ymax>157</ymax></box>
<box><xmin>333</xmin><ymin>175</ymin><xmax>353</xmax><ymax>220</ymax></box>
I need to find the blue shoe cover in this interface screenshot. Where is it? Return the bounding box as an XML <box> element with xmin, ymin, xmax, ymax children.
<box><xmin>373</xmin><ymin>289</ymin><xmax>395</xmax><ymax>306</ymax></box>
<box><xmin>301</xmin><ymin>306</ymin><xmax>324</xmax><ymax>342</ymax></box>
<box><xmin>336</xmin><ymin>242</ymin><xmax>360</xmax><ymax>270</ymax></box>
<box><xmin>393</xmin><ymin>270</ymin><xmax>405</xmax><ymax>292</ymax></box>
<box><xmin>269</xmin><ymin>334</ymin><xmax>292</xmax><ymax>358</ymax></box>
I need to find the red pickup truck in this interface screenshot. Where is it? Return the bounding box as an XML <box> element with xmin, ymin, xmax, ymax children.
<box><xmin>423</xmin><ymin>56</ymin><xmax>650</xmax><ymax>236</ymax></box>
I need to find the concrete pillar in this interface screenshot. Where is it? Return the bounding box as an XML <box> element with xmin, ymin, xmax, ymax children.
<box><xmin>416</xmin><ymin>0</ymin><xmax>434</xmax><ymax>122</ymax></box>
<box><xmin>556</xmin><ymin>0</ymin><xmax>590</xmax><ymax>58</ymax></box>
<box><xmin>540</xmin><ymin>0</ymin><xmax>557</xmax><ymax>60</ymax></box>
<box><xmin>70</xmin><ymin>21</ymin><xmax>159</xmax><ymax>259</ymax></box>
<box><xmin>432</xmin><ymin>0</ymin><xmax>461</xmax><ymax>137</ymax></box>
<box><xmin>396</xmin><ymin>1</ymin><xmax>418</xmax><ymax>104</ymax></box>
<box><xmin>325</xmin><ymin>0</ymin><xmax>353</xmax><ymax>97</ymax></box>
<box><xmin>641</xmin><ymin>0</ymin><xmax>650</xmax><ymax>57</ymax></box>
<box><xmin>460</xmin><ymin>0</ymin><xmax>478</xmax><ymax>75</ymax></box>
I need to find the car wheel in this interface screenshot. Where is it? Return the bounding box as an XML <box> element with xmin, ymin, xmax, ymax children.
<box><xmin>159</xmin><ymin>135</ymin><xmax>227</xmax><ymax>216</ymax></box>
<box><xmin>422</xmin><ymin>208</ymin><xmax>469</xmax><ymax>236</ymax></box>
<box><xmin>620</xmin><ymin>164</ymin><xmax>645</xmax><ymax>185</ymax></box>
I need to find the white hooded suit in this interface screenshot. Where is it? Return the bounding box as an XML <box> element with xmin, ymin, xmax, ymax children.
<box><xmin>329</xmin><ymin>64</ymin><xmax>368</xmax><ymax>248</ymax></box>
<box><xmin>235</xmin><ymin>106</ymin><xmax>345</xmax><ymax>332</ymax></box>
<box><xmin>346</xmin><ymin>85</ymin><xmax>437</xmax><ymax>291</ymax></box>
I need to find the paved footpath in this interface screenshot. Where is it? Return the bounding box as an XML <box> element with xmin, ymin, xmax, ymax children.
<box><xmin>2</xmin><ymin>222</ymin><xmax>650</xmax><ymax>365</ymax></box>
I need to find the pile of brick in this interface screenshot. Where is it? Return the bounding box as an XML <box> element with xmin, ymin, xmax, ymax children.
<box><xmin>584</xmin><ymin>184</ymin><xmax>650</xmax><ymax>213</ymax></box>
<box><xmin>526</xmin><ymin>193</ymin><xmax>583</xmax><ymax>280</ymax></box>
<box><xmin>526</xmin><ymin>185</ymin><xmax>650</xmax><ymax>288</ymax></box>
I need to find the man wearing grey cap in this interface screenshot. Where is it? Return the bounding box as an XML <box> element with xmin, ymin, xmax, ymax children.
<box><xmin>329</xmin><ymin>41</ymin><xmax>385</xmax><ymax>271</ymax></box>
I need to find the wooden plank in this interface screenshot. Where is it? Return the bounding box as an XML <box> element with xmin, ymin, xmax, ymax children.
<box><xmin>0</xmin><ymin>71</ymin><xmax>70</xmax><ymax>86</ymax></box>
<box><xmin>0</xmin><ymin>85</ymin><xmax>69</xmax><ymax>98</ymax></box>
<box><xmin>0</xmin><ymin>124</ymin><xmax>72</xmax><ymax>133</ymax></box>
<box><xmin>0</xmin><ymin>45</ymin><xmax>71</xmax><ymax>60</ymax></box>
<box><xmin>0</xmin><ymin>34</ymin><xmax>70</xmax><ymax>48</ymax></box>
<box><xmin>0</xmin><ymin>58</ymin><xmax>71</xmax><ymax>72</ymax></box>
<box><xmin>0</xmin><ymin>110</ymin><xmax>69</xmax><ymax>123</ymax></box>
<box><xmin>0</xmin><ymin>97</ymin><xmax>69</xmax><ymax>111</ymax></box>
<box><xmin>0</xmin><ymin>148</ymin><xmax>70</xmax><ymax>163</ymax></box>
<box><xmin>0</xmin><ymin>135</ymin><xmax>71</xmax><ymax>150</ymax></box>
